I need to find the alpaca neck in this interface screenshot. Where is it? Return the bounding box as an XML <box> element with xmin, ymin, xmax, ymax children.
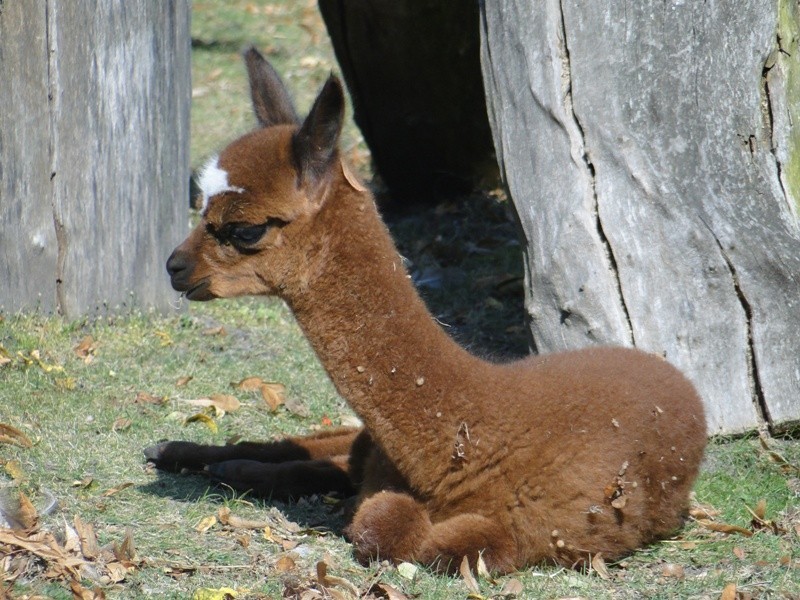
<box><xmin>284</xmin><ymin>183</ymin><xmax>487</xmax><ymax>495</ymax></box>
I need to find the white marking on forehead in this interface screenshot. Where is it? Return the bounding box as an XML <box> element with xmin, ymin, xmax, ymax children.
<box><xmin>197</xmin><ymin>155</ymin><xmax>245</xmax><ymax>211</ymax></box>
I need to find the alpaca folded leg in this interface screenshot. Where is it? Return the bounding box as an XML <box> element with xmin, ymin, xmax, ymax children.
<box><xmin>207</xmin><ymin>457</ymin><xmax>355</xmax><ymax>499</ymax></box>
<box><xmin>345</xmin><ymin>491</ymin><xmax>518</xmax><ymax>574</ymax></box>
<box><xmin>418</xmin><ymin>514</ymin><xmax>518</xmax><ymax>574</ymax></box>
<box><xmin>345</xmin><ymin>491</ymin><xmax>433</xmax><ymax>565</ymax></box>
<box><xmin>144</xmin><ymin>426</ymin><xmax>361</xmax><ymax>472</ymax></box>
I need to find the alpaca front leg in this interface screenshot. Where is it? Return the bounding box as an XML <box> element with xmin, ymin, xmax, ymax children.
<box><xmin>143</xmin><ymin>426</ymin><xmax>361</xmax><ymax>472</ymax></box>
<box><xmin>207</xmin><ymin>457</ymin><xmax>355</xmax><ymax>499</ymax></box>
<box><xmin>345</xmin><ymin>491</ymin><xmax>518</xmax><ymax>574</ymax></box>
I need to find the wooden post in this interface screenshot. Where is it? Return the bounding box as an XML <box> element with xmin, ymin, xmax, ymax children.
<box><xmin>0</xmin><ymin>0</ymin><xmax>190</xmax><ymax>316</ymax></box>
<box><xmin>479</xmin><ymin>0</ymin><xmax>800</xmax><ymax>434</ymax></box>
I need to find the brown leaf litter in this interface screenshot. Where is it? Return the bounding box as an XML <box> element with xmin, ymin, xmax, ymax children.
<box><xmin>1</xmin><ymin>510</ymin><xmax>140</xmax><ymax>593</ymax></box>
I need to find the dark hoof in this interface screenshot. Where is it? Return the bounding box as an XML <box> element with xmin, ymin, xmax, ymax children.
<box><xmin>143</xmin><ymin>440</ymin><xmax>207</xmax><ymax>472</ymax></box>
<box><xmin>143</xmin><ymin>441</ymin><xmax>170</xmax><ymax>463</ymax></box>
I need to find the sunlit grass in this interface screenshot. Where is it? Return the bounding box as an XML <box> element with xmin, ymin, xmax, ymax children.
<box><xmin>2</xmin><ymin>0</ymin><xmax>799</xmax><ymax>597</ymax></box>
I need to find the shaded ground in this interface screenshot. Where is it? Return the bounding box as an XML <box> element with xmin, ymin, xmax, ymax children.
<box><xmin>384</xmin><ymin>190</ymin><xmax>529</xmax><ymax>360</ymax></box>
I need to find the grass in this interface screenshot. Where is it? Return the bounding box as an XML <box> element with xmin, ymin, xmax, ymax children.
<box><xmin>2</xmin><ymin>309</ymin><xmax>799</xmax><ymax>599</ymax></box>
<box><xmin>2</xmin><ymin>0</ymin><xmax>799</xmax><ymax>598</ymax></box>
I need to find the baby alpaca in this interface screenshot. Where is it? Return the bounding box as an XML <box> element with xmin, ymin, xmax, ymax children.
<box><xmin>145</xmin><ymin>48</ymin><xmax>707</xmax><ymax>574</ymax></box>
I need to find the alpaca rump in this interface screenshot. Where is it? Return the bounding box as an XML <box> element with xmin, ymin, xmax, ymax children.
<box><xmin>145</xmin><ymin>47</ymin><xmax>707</xmax><ymax>574</ymax></box>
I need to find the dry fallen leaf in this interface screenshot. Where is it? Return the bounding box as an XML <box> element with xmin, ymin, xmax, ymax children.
<box><xmin>72</xmin><ymin>476</ymin><xmax>94</xmax><ymax>489</ymax></box>
<box><xmin>732</xmin><ymin>546</ymin><xmax>746</xmax><ymax>560</ymax></box>
<box><xmin>180</xmin><ymin>394</ymin><xmax>240</xmax><ymax>416</ymax></box>
<box><xmin>101</xmin><ymin>482</ymin><xmax>133</xmax><ymax>497</ymax></box>
<box><xmin>500</xmin><ymin>578</ymin><xmax>524</xmax><ymax>596</ymax></box>
<box><xmin>64</xmin><ymin>520</ymin><xmax>81</xmax><ymax>554</ymax></box>
<box><xmin>17</xmin><ymin>490</ymin><xmax>38</xmax><ymax>530</ymax></box>
<box><xmin>114</xmin><ymin>529</ymin><xmax>137</xmax><ymax>564</ymax></box>
<box><xmin>105</xmin><ymin>560</ymin><xmax>129</xmax><ymax>583</ymax></box>
<box><xmin>284</xmin><ymin>396</ymin><xmax>310</xmax><ymax>418</ymax></box>
<box><xmin>71</xmin><ymin>580</ymin><xmax>106</xmax><ymax>600</ymax></box>
<box><xmin>154</xmin><ymin>331</ymin><xmax>173</xmax><ymax>346</ymax></box>
<box><xmin>689</xmin><ymin>501</ymin><xmax>721</xmax><ymax>520</ymax></box>
<box><xmin>111</xmin><ymin>417</ymin><xmax>132</xmax><ymax>432</ymax></box>
<box><xmin>74</xmin><ymin>515</ymin><xmax>100</xmax><ymax>560</ymax></box>
<box><xmin>476</xmin><ymin>552</ymin><xmax>495</xmax><ymax>584</ymax></box>
<box><xmin>0</xmin><ymin>423</ymin><xmax>33</xmax><ymax>448</ymax></box>
<box><xmin>459</xmin><ymin>555</ymin><xmax>481</xmax><ymax>595</ymax></box>
<box><xmin>4</xmin><ymin>459</ymin><xmax>26</xmax><ymax>481</ymax></box>
<box><xmin>184</xmin><ymin>413</ymin><xmax>218</xmax><ymax>433</ymax></box>
<box><xmin>720</xmin><ymin>583</ymin><xmax>737</xmax><ymax>600</ymax></box>
<box><xmin>19</xmin><ymin>349</ymin><xmax>64</xmax><ymax>373</ymax></box>
<box><xmin>0</xmin><ymin>527</ymin><xmax>85</xmax><ymax>579</ymax></box>
<box><xmin>759</xmin><ymin>435</ymin><xmax>800</xmax><ymax>474</ymax></box>
<box><xmin>375</xmin><ymin>583</ymin><xmax>410</xmax><ymax>600</ymax></box>
<box><xmin>195</xmin><ymin>515</ymin><xmax>217</xmax><ymax>533</ymax></box>
<box><xmin>744</xmin><ymin>498</ymin><xmax>783</xmax><ymax>534</ymax></box>
<box><xmin>752</xmin><ymin>498</ymin><xmax>767</xmax><ymax>520</ymax></box>
<box><xmin>176</xmin><ymin>375</ymin><xmax>193</xmax><ymax>387</ymax></box>
<box><xmin>260</xmin><ymin>383</ymin><xmax>286</xmax><ymax>412</ymax></box>
<box><xmin>73</xmin><ymin>336</ymin><xmax>98</xmax><ymax>363</ymax></box>
<box><xmin>0</xmin><ymin>489</ymin><xmax>38</xmax><ymax>530</ymax></box>
<box><xmin>217</xmin><ymin>506</ymin><xmax>269</xmax><ymax>530</ymax></box>
<box><xmin>275</xmin><ymin>554</ymin><xmax>296</xmax><ymax>572</ymax></box>
<box><xmin>591</xmin><ymin>552</ymin><xmax>612</xmax><ymax>580</ymax></box>
<box><xmin>0</xmin><ymin>344</ymin><xmax>11</xmax><ymax>367</ymax></box>
<box><xmin>191</xmin><ymin>587</ymin><xmax>238</xmax><ymax>600</ymax></box>
<box><xmin>234</xmin><ymin>376</ymin><xmax>265</xmax><ymax>391</ymax></box>
<box><xmin>696</xmin><ymin>519</ymin><xmax>753</xmax><ymax>537</ymax></box>
<box><xmin>202</xmin><ymin>325</ymin><xmax>226</xmax><ymax>336</ymax></box>
<box><xmin>661</xmin><ymin>563</ymin><xmax>685</xmax><ymax>579</ymax></box>
<box><xmin>134</xmin><ymin>391</ymin><xmax>166</xmax><ymax>405</ymax></box>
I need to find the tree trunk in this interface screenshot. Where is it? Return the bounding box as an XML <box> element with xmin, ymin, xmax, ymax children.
<box><xmin>479</xmin><ymin>0</ymin><xmax>800</xmax><ymax>434</ymax></box>
<box><xmin>318</xmin><ymin>0</ymin><xmax>496</xmax><ymax>202</ymax></box>
<box><xmin>0</xmin><ymin>0</ymin><xmax>190</xmax><ymax>316</ymax></box>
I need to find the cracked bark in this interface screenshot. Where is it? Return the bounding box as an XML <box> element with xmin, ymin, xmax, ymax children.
<box><xmin>46</xmin><ymin>0</ymin><xmax>67</xmax><ymax>315</ymax></box>
<box><xmin>762</xmin><ymin>36</ymin><xmax>795</xmax><ymax>218</ymax></box>
<box><xmin>556</xmin><ymin>1</ymin><xmax>634</xmax><ymax>346</ymax></box>
<box><xmin>702</xmin><ymin>219</ymin><xmax>770</xmax><ymax>428</ymax></box>
<box><xmin>480</xmin><ymin>0</ymin><xmax>800</xmax><ymax>433</ymax></box>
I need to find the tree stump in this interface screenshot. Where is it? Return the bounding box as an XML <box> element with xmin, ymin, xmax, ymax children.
<box><xmin>318</xmin><ymin>0</ymin><xmax>496</xmax><ymax>202</ymax></box>
<box><xmin>0</xmin><ymin>1</ymin><xmax>190</xmax><ymax>316</ymax></box>
<box><xmin>479</xmin><ymin>0</ymin><xmax>800</xmax><ymax>434</ymax></box>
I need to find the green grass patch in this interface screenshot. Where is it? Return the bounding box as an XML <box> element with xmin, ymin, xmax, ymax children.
<box><xmin>2</xmin><ymin>307</ymin><xmax>799</xmax><ymax>599</ymax></box>
<box><xmin>2</xmin><ymin>0</ymin><xmax>799</xmax><ymax>598</ymax></box>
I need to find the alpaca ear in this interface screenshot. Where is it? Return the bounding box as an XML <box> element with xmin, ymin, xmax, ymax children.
<box><xmin>243</xmin><ymin>46</ymin><xmax>299</xmax><ymax>127</ymax></box>
<box><xmin>292</xmin><ymin>75</ymin><xmax>344</xmax><ymax>190</ymax></box>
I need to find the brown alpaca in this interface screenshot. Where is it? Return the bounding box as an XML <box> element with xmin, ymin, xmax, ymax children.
<box><xmin>145</xmin><ymin>48</ymin><xmax>707</xmax><ymax>574</ymax></box>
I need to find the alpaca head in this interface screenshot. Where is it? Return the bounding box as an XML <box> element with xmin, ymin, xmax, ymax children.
<box><xmin>167</xmin><ymin>48</ymin><xmax>345</xmax><ymax>300</ymax></box>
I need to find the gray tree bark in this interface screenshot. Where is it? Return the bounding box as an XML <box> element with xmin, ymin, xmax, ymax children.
<box><xmin>0</xmin><ymin>0</ymin><xmax>190</xmax><ymax>316</ymax></box>
<box><xmin>480</xmin><ymin>0</ymin><xmax>800</xmax><ymax>435</ymax></box>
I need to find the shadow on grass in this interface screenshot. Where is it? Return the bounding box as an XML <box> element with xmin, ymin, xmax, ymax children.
<box><xmin>138</xmin><ymin>470</ymin><xmax>351</xmax><ymax>535</ymax></box>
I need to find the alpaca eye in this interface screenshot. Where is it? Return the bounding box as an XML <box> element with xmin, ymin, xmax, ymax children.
<box><xmin>229</xmin><ymin>223</ymin><xmax>269</xmax><ymax>245</ymax></box>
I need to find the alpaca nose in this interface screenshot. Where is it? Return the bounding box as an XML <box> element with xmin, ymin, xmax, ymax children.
<box><xmin>166</xmin><ymin>250</ymin><xmax>188</xmax><ymax>278</ymax></box>
<box><xmin>166</xmin><ymin>250</ymin><xmax>193</xmax><ymax>289</ymax></box>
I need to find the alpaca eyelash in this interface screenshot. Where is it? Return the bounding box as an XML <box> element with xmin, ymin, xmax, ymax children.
<box><xmin>207</xmin><ymin>219</ymin><xmax>286</xmax><ymax>247</ymax></box>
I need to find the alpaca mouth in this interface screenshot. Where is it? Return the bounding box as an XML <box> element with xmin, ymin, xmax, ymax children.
<box><xmin>183</xmin><ymin>280</ymin><xmax>214</xmax><ymax>301</ymax></box>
